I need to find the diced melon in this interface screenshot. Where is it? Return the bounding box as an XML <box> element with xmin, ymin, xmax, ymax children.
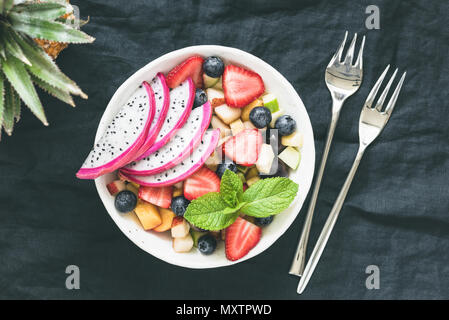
<box><xmin>246</xmin><ymin>176</ymin><xmax>261</xmax><ymax>187</ymax></box>
<box><xmin>230</xmin><ymin>119</ymin><xmax>245</xmax><ymax>136</ymax></box>
<box><xmin>243</xmin><ymin>121</ymin><xmax>256</xmax><ymax>129</ymax></box>
<box><xmin>215</xmin><ymin>104</ymin><xmax>242</xmax><ymax>124</ymax></box>
<box><xmin>173</xmin><ymin>234</ymin><xmax>194</xmax><ymax>253</ymax></box>
<box><xmin>134</xmin><ymin>200</ymin><xmax>162</xmax><ymax>230</ymax></box>
<box><xmin>262</xmin><ymin>93</ymin><xmax>280</xmax><ymax>113</ymax></box>
<box><xmin>153</xmin><ymin>208</ymin><xmax>176</xmax><ymax>232</ymax></box>
<box><xmin>281</xmin><ymin>131</ymin><xmax>304</xmax><ymax>148</ymax></box>
<box><xmin>203</xmin><ymin>74</ymin><xmax>220</xmax><ymax>88</ymax></box>
<box><xmin>242</xmin><ymin>98</ymin><xmax>264</xmax><ymax>122</ymax></box>
<box><xmin>270</xmin><ymin>109</ymin><xmax>285</xmax><ymax>128</ymax></box>
<box><xmin>211</xmin><ymin>115</ymin><xmax>231</xmax><ymax>138</ymax></box>
<box><xmin>206</xmin><ymin>88</ymin><xmax>225</xmax><ymax>107</ymax></box>
<box><xmin>171</xmin><ymin>217</ymin><xmax>190</xmax><ymax>238</ymax></box>
<box><xmin>279</xmin><ymin>147</ymin><xmax>301</xmax><ymax>170</ymax></box>
<box><xmin>256</xmin><ymin>144</ymin><xmax>275</xmax><ymax>174</ymax></box>
<box><xmin>245</xmin><ymin>166</ymin><xmax>259</xmax><ymax>180</ymax></box>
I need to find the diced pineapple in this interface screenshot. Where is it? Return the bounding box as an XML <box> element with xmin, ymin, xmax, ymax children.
<box><xmin>245</xmin><ymin>166</ymin><xmax>259</xmax><ymax>180</ymax></box>
<box><xmin>279</xmin><ymin>147</ymin><xmax>301</xmax><ymax>170</ymax></box>
<box><xmin>134</xmin><ymin>200</ymin><xmax>162</xmax><ymax>230</ymax></box>
<box><xmin>256</xmin><ymin>144</ymin><xmax>275</xmax><ymax>174</ymax></box>
<box><xmin>173</xmin><ymin>234</ymin><xmax>194</xmax><ymax>253</ymax></box>
<box><xmin>211</xmin><ymin>115</ymin><xmax>231</xmax><ymax>138</ymax></box>
<box><xmin>243</xmin><ymin>121</ymin><xmax>256</xmax><ymax>129</ymax></box>
<box><xmin>270</xmin><ymin>109</ymin><xmax>285</xmax><ymax>128</ymax></box>
<box><xmin>262</xmin><ymin>93</ymin><xmax>280</xmax><ymax>113</ymax></box>
<box><xmin>215</xmin><ymin>104</ymin><xmax>242</xmax><ymax>124</ymax></box>
<box><xmin>206</xmin><ymin>88</ymin><xmax>225</xmax><ymax>107</ymax></box>
<box><xmin>281</xmin><ymin>131</ymin><xmax>304</xmax><ymax>148</ymax></box>
<box><xmin>230</xmin><ymin>119</ymin><xmax>245</xmax><ymax>136</ymax></box>
<box><xmin>246</xmin><ymin>176</ymin><xmax>261</xmax><ymax>187</ymax></box>
<box><xmin>242</xmin><ymin>98</ymin><xmax>264</xmax><ymax>122</ymax></box>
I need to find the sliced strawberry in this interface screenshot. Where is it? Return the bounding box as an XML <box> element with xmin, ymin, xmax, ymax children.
<box><xmin>225</xmin><ymin>217</ymin><xmax>261</xmax><ymax>261</ymax></box>
<box><xmin>183</xmin><ymin>167</ymin><xmax>220</xmax><ymax>200</ymax></box>
<box><xmin>222</xmin><ymin>129</ymin><xmax>263</xmax><ymax>166</ymax></box>
<box><xmin>138</xmin><ymin>185</ymin><xmax>172</xmax><ymax>208</ymax></box>
<box><xmin>222</xmin><ymin>65</ymin><xmax>265</xmax><ymax>108</ymax></box>
<box><xmin>166</xmin><ymin>55</ymin><xmax>204</xmax><ymax>89</ymax></box>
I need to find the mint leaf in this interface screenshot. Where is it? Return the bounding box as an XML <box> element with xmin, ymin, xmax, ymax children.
<box><xmin>241</xmin><ymin>177</ymin><xmax>299</xmax><ymax>218</ymax></box>
<box><xmin>220</xmin><ymin>169</ymin><xmax>243</xmax><ymax>207</ymax></box>
<box><xmin>184</xmin><ymin>192</ymin><xmax>244</xmax><ymax>231</ymax></box>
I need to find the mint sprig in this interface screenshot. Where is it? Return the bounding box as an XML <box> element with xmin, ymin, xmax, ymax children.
<box><xmin>184</xmin><ymin>170</ymin><xmax>299</xmax><ymax>231</ymax></box>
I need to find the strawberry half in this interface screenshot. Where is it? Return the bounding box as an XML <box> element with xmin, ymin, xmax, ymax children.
<box><xmin>166</xmin><ymin>55</ymin><xmax>204</xmax><ymax>89</ymax></box>
<box><xmin>225</xmin><ymin>217</ymin><xmax>261</xmax><ymax>261</ymax></box>
<box><xmin>183</xmin><ymin>167</ymin><xmax>220</xmax><ymax>200</ymax></box>
<box><xmin>222</xmin><ymin>129</ymin><xmax>263</xmax><ymax>166</ymax></box>
<box><xmin>222</xmin><ymin>65</ymin><xmax>265</xmax><ymax>108</ymax></box>
<box><xmin>138</xmin><ymin>185</ymin><xmax>173</xmax><ymax>208</ymax></box>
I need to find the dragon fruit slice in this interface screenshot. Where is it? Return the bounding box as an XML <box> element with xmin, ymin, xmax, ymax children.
<box><xmin>132</xmin><ymin>73</ymin><xmax>170</xmax><ymax>160</ymax></box>
<box><xmin>122</xmin><ymin>102</ymin><xmax>212</xmax><ymax>176</ymax></box>
<box><xmin>76</xmin><ymin>82</ymin><xmax>156</xmax><ymax>179</ymax></box>
<box><xmin>119</xmin><ymin>129</ymin><xmax>220</xmax><ymax>187</ymax></box>
<box><xmin>135</xmin><ymin>77</ymin><xmax>195</xmax><ymax>161</ymax></box>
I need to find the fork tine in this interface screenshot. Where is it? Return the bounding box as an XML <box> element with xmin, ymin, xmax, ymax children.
<box><xmin>327</xmin><ymin>31</ymin><xmax>348</xmax><ymax>67</ymax></box>
<box><xmin>365</xmin><ymin>65</ymin><xmax>390</xmax><ymax>109</ymax></box>
<box><xmin>344</xmin><ymin>33</ymin><xmax>357</xmax><ymax>65</ymax></box>
<box><xmin>385</xmin><ymin>71</ymin><xmax>406</xmax><ymax>115</ymax></box>
<box><xmin>375</xmin><ymin>68</ymin><xmax>398</xmax><ymax>111</ymax></box>
<box><xmin>353</xmin><ymin>35</ymin><xmax>365</xmax><ymax>67</ymax></box>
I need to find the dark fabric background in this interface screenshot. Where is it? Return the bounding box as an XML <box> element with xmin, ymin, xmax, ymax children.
<box><xmin>0</xmin><ymin>0</ymin><xmax>448</xmax><ymax>300</ymax></box>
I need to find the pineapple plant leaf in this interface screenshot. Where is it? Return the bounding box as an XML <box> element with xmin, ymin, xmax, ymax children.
<box><xmin>0</xmin><ymin>0</ymin><xmax>94</xmax><ymax>138</ymax></box>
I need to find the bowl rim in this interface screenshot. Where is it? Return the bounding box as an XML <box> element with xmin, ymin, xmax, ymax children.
<box><xmin>94</xmin><ymin>45</ymin><xmax>315</xmax><ymax>269</ymax></box>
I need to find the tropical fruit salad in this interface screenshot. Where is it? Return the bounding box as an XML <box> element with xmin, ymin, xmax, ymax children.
<box><xmin>77</xmin><ymin>55</ymin><xmax>304</xmax><ymax>261</ymax></box>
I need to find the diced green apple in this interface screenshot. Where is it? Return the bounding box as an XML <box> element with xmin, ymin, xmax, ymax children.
<box><xmin>278</xmin><ymin>147</ymin><xmax>301</xmax><ymax>170</ymax></box>
<box><xmin>270</xmin><ymin>109</ymin><xmax>284</xmax><ymax>128</ymax></box>
<box><xmin>246</xmin><ymin>176</ymin><xmax>261</xmax><ymax>187</ymax></box>
<box><xmin>256</xmin><ymin>144</ymin><xmax>275</xmax><ymax>174</ymax></box>
<box><xmin>262</xmin><ymin>93</ymin><xmax>280</xmax><ymax>113</ymax></box>
<box><xmin>212</xmin><ymin>77</ymin><xmax>223</xmax><ymax>90</ymax></box>
<box><xmin>203</xmin><ymin>74</ymin><xmax>220</xmax><ymax>88</ymax></box>
<box><xmin>281</xmin><ymin>131</ymin><xmax>303</xmax><ymax>148</ymax></box>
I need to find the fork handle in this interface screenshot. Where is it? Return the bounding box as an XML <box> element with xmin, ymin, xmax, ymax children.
<box><xmin>297</xmin><ymin>146</ymin><xmax>365</xmax><ymax>294</ymax></box>
<box><xmin>289</xmin><ymin>107</ymin><xmax>341</xmax><ymax>276</ymax></box>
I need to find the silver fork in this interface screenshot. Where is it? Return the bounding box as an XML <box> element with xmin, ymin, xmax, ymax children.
<box><xmin>297</xmin><ymin>65</ymin><xmax>406</xmax><ymax>294</ymax></box>
<box><xmin>290</xmin><ymin>31</ymin><xmax>366</xmax><ymax>276</ymax></box>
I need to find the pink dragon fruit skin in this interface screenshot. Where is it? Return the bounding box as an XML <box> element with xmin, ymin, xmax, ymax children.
<box><xmin>135</xmin><ymin>77</ymin><xmax>195</xmax><ymax>161</ymax></box>
<box><xmin>119</xmin><ymin>129</ymin><xmax>220</xmax><ymax>187</ymax></box>
<box><xmin>121</xmin><ymin>102</ymin><xmax>212</xmax><ymax>176</ymax></box>
<box><xmin>76</xmin><ymin>82</ymin><xmax>156</xmax><ymax>179</ymax></box>
<box><xmin>131</xmin><ymin>73</ymin><xmax>170</xmax><ymax>160</ymax></box>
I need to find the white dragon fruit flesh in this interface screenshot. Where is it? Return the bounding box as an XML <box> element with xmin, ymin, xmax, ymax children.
<box><xmin>122</xmin><ymin>102</ymin><xmax>212</xmax><ymax>176</ymax></box>
<box><xmin>76</xmin><ymin>82</ymin><xmax>155</xmax><ymax>179</ymax></box>
<box><xmin>119</xmin><ymin>129</ymin><xmax>220</xmax><ymax>187</ymax></box>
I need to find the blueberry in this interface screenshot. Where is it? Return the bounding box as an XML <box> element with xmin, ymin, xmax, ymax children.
<box><xmin>275</xmin><ymin>115</ymin><xmax>296</xmax><ymax>136</ymax></box>
<box><xmin>198</xmin><ymin>234</ymin><xmax>217</xmax><ymax>255</ymax></box>
<box><xmin>216</xmin><ymin>161</ymin><xmax>237</xmax><ymax>178</ymax></box>
<box><xmin>171</xmin><ymin>196</ymin><xmax>190</xmax><ymax>216</ymax></box>
<box><xmin>255</xmin><ymin>216</ymin><xmax>274</xmax><ymax>226</ymax></box>
<box><xmin>114</xmin><ymin>190</ymin><xmax>137</xmax><ymax>213</ymax></box>
<box><xmin>203</xmin><ymin>56</ymin><xmax>225</xmax><ymax>78</ymax></box>
<box><xmin>249</xmin><ymin>107</ymin><xmax>272</xmax><ymax>129</ymax></box>
<box><xmin>193</xmin><ymin>88</ymin><xmax>207</xmax><ymax>108</ymax></box>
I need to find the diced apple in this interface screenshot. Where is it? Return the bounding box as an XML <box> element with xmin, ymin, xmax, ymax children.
<box><xmin>134</xmin><ymin>200</ymin><xmax>162</xmax><ymax>230</ymax></box>
<box><xmin>243</xmin><ymin>121</ymin><xmax>256</xmax><ymax>129</ymax></box>
<box><xmin>153</xmin><ymin>208</ymin><xmax>176</xmax><ymax>232</ymax></box>
<box><xmin>246</xmin><ymin>176</ymin><xmax>261</xmax><ymax>187</ymax></box>
<box><xmin>205</xmin><ymin>151</ymin><xmax>221</xmax><ymax>171</ymax></box>
<box><xmin>215</xmin><ymin>104</ymin><xmax>241</xmax><ymax>125</ymax></box>
<box><xmin>242</xmin><ymin>98</ymin><xmax>264</xmax><ymax>122</ymax></box>
<box><xmin>279</xmin><ymin>147</ymin><xmax>301</xmax><ymax>170</ymax></box>
<box><xmin>281</xmin><ymin>131</ymin><xmax>303</xmax><ymax>148</ymax></box>
<box><xmin>217</xmin><ymin>135</ymin><xmax>232</xmax><ymax>147</ymax></box>
<box><xmin>106</xmin><ymin>180</ymin><xmax>126</xmax><ymax>196</ymax></box>
<box><xmin>173</xmin><ymin>234</ymin><xmax>194</xmax><ymax>253</ymax></box>
<box><xmin>211</xmin><ymin>115</ymin><xmax>231</xmax><ymax>138</ymax></box>
<box><xmin>171</xmin><ymin>216</ymin><xmax>190</xmax><ymax>238</ymax></box>
<box><xmin>270</xmin><ymin>109</ymin><xmax>285</xmax><ymax>128</ymax></box>
<box><xmin>262</xmin><ymin>93</ymin><xmax>280</xmax><ymax>113</ymax></box>
<box><xmin>256</xmin><ymin>144</ymin><xmax>275</xmax><ymax>174</ymax></box>
<box><xmin>203</xmin><ymin>74</ymin><xmax>220</xmax><ymax>88</ymax></box>
<box><xmin>230</xmin><ymin>119</ymin><xmax>245</xmax><ymax>136</ymax></box>
<box><xmin>206</xmin><ymin>88</ymin><xmax>225</xmax><ymax>108</ymax></box>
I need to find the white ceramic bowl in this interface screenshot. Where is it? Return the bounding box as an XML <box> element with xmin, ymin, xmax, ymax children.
<box><xmin>94</xmin><ymin>45</ymin><xmax>315</xmax><ymax>269</ymax></box>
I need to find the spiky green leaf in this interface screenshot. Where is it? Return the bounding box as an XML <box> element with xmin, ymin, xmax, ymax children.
<box><xmin>1</xmin><ymin>0</ymin><xmax>14</xmax><ymax>15</ymax></box>
<box><xmin>31</xmin><ymin>73</ymin><xmax>75</xmax><ymax>107</ymax></box>
<box><xmin>3</xmin><ymin>81</ymin><xmax>15</xmax><ymax>135</ymax></box>
<box><xmin>14</xmin><ymin>33</ymin><xmax>87</xmax><ymax>98</ymax></box>
<box><xmin>12</xmin><ymin>85</ymin><xmax>21</xmax><ymax>122</ymax></box>
<box><xmin>1</xmin><ymin>54</ymin><xmax>47</xmax><ymax>126</ymax></box>
<box><xmin>9</xmin><ymin>12</ymin><xmax>95</xmax><ymax>44</ymax></box>
<box><xmin>11</xmin><ymin>2</ymin><xmax>69</xmax><ymax>20</ymax></box>
<box><xmin>0</xmin><ymin>72</ymin><xmax>5</xmax><ymax>132</ymax></box>
<box><xmin>0</xmin><ymin>26</ymin><xmax>31</xmax><ymax>65</ymax></box>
